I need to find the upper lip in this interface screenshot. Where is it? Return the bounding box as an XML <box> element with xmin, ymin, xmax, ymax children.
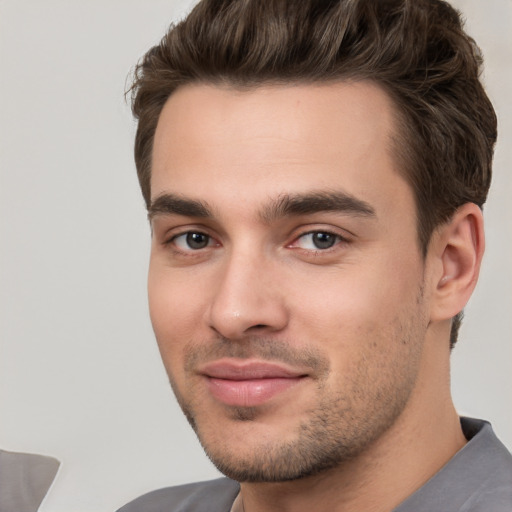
<box><xmin>198</xmin><ymin>359</ymin><xmax>307</xmax><ymax>380</ymax></box>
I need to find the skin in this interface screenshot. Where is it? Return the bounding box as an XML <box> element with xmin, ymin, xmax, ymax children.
<box><xmin>148</xmin><ymin>82</ymin><xmax>484</xmax><ymax>512</ymax></box>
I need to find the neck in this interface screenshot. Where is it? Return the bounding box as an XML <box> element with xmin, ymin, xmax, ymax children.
<box><xmin>239</xmin><ymin>336</ymin><xmax>466</xmax><ymax>512</ymax></box>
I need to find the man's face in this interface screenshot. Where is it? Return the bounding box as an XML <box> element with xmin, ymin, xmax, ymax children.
<box><xmin>148</xmin><ymin>82</ymin><xmax>431</xmax><ymax>481</ymax></box>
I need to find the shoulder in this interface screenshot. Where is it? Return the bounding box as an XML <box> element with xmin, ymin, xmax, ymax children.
<box><xmin>460</xmin><ymin>419</ymin><xmax>512</xmax><ymax>510</ymax></box>
<box><xmin>117</xmin><ymin>478</ymin><xmax>240</xmax><ymax>512</ymax></box>
<box><xmin>395</xmin><ymin>418</ymin><xmax>512</xmax><ymax>512</ymax></box>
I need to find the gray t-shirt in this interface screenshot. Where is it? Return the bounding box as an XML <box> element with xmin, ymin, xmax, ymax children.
<box><xmin>118</xmin><ymin>418</ymin><xmax>512</xmax><ymax>512</ymax></box>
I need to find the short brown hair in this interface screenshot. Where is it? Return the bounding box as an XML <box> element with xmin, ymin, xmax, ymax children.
<box><xmin>129</xmin><ymin>0</ymin><xmax>497</xmax><ymax>347</ymax></box>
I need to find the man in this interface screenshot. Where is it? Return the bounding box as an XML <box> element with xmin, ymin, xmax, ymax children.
<box><xmin>119</xmin><ymin>0</ymin><xmax>512</xmax><ymax>510</ymax></box>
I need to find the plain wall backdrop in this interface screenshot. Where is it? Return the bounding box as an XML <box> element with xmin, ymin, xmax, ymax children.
<box><xmin>0</xmin><ymin>1</ymin><xmax>510</xmax><ymax>511</ymax></box>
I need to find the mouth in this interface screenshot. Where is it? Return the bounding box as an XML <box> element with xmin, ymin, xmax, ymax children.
<box><xmin>198</xmin><ymin>359</ymin><xmax>308</xmax><ymax>408</ymax></box>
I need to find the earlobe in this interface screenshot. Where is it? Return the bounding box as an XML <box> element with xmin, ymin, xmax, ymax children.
<box><xmin>430</xmin><ymin>203</ymin><xmax>485</xmax><ymax>322</ymax></box>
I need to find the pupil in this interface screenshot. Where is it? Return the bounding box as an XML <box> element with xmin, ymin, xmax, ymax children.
<box><xmin>313</xmin><ymin>232</ymin><xmax>335</xmax><ymax>249</ymax></box>
<box><xmin>186</xmin><ymin>232</ymin><xmax>209</xmax><ymax>249</ymax></box>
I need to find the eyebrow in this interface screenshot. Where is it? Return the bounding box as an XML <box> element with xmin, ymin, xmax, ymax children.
<box><xmin>148</xmin><ymin>194</ymin><xmax>212</xmax><ymax>220</ymax></box>
<box><xmin>148</xmin><ymin>190</ymin><xmax>376</xmax><ymax>222</ymax></box>
<box><xmin>259</xmin><ymin>191</ymin><xmax>376</xmax><ymax>223</ymax></box>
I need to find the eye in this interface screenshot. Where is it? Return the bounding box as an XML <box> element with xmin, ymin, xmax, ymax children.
<box><xmin>172</xmin><ymin>231</ymin><xmax>215</xmax><ymax>251</ymax></box>
<box><xmin>293</xmin><ymin>231</ymin><xmax>344</xmax><ymax>250</ymax></box>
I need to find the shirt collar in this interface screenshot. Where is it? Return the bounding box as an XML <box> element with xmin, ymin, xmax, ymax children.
<box><xmin>394</xmin><ymin>417</ymin><xmax>512</xmax><ymax>511</ymax></box>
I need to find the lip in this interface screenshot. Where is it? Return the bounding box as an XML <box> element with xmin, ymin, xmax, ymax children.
<box><xmin>199</xmin><ymin>359</ymin><xmax>307</xmax><ymax>407</ymax></box>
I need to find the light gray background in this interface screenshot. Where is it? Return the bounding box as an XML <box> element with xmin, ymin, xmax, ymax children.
<box><xmin>0</xmin><ymin>1</ymin><xmax>510</xmax><ymax>511</ymax></box>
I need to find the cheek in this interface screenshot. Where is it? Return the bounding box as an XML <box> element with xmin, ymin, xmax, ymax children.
<box><xmin>147</xmin><ymin>264</ymin><xmax>206</xmax><ymax>376</ymax></box>
<box><xmin>294</xmin><ymin>265</ymin><xmax>416</xmax><ymax>322</ymax></box>
<box><xmin>148</xmin><ymin>259</ymin><xmax>207</xmax><ymax>330</ymax></box>
<box><xmin>287</xmin><ymin>256</ymin><xmax>424</xmax><ymax>359</ymax></box>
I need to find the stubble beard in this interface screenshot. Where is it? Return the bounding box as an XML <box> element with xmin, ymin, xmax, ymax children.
<box><xmin>167</xmin><ymin>300</ymin><xmax>427</xmax><ymax>483</ymax></box>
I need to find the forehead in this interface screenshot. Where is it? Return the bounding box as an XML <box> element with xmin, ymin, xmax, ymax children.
<box><xmin>151</xmin><ymin>81</ymin><xmax>413</xmax><ymax>222</ymax></box>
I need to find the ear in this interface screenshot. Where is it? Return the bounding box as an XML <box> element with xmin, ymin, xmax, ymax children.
<box><xmin>428</xmin><ymin>203</ymin><xmax>485</xmax><ymax>322</ymax></box>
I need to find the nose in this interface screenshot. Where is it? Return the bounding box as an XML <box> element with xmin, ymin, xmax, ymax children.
<box><xmin>207</xmin><ymin>249</ymin><xmax>289</xmax><ymax>340</ymax></box>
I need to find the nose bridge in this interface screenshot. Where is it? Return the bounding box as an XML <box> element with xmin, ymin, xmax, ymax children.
<box><xmin>207</xmin><ymin>243</ymin><xmax>288</xmax><ymax>339</ymax></box>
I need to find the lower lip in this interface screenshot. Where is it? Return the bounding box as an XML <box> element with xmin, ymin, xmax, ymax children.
<box><xmin>206</xmin><ymin>377</ymin><xmax>303</xmax><ymax>407</ymax></box>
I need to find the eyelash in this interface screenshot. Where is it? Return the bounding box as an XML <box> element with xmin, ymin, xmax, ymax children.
<box><xmin>287</xmin><ymin>230</ymin><xmax>349</xmax><ymax>252</ymax></box>
<box><xmin>165</xmin><ymin>231</ymin><xmax>218</xmax><ymax>253</ymax></box>
<box><xmin>164</xmin><ymin>228</ymin><xmax>349</xmax><ymax>256</ymax></box>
